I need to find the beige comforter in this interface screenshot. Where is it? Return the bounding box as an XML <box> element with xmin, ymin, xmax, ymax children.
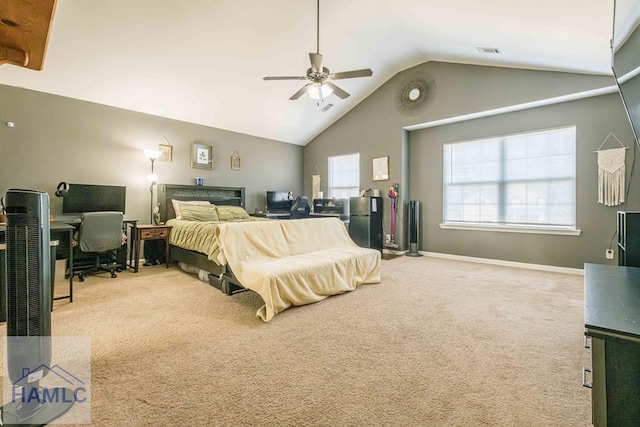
<box><xmin>215</xmin><ymin>217</ymin><xmax>381</xmax><ymax>321</ymax></box>
<box><xmin>167</xmin><ymin>217</ymin><xmax>265</xmax><ymax>263</ymax></box>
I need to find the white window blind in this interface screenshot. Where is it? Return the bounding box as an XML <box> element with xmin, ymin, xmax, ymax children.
<box><xmin>443</xmin><ymin>126</ymin><xmax>576</xmax><ymax>229</ymax></box>
<box><xmin>328</xmin><ymin>153</ymin><xmax>360</xmax><ymax>199</ymax></box>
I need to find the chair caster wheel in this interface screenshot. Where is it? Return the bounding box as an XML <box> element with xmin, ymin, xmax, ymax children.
<box><xmin>110</xmin><ymin>271</ymin><xmax>117</xmax><ymax>278</ymax></box>
<box><xmin>78</xmin><ymin>274</ymin><xmax>85</xmax><ymax>282</ymax></box>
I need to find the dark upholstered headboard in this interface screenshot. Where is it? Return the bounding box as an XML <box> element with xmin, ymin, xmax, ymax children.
<box><xmin>157</xmin><ymin>184</ymin><xmax>245</xmax><ymax>221</ymax></box>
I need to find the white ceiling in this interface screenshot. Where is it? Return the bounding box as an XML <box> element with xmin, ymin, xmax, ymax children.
<box><xmin>0</xmin><ymin>0</ymin><xmax>617</xmax><ymax>146</ymax></box>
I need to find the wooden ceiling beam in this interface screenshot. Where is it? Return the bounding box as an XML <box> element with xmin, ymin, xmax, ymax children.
<box><xmin>0</xmin><ymin>0</ymin><xmax>57</xmax><ymax>70</ymax></box>
<box><xmin>0</xmin><ymin>44</ymin><xmax>28</xmax><ymax>66</ymax></box>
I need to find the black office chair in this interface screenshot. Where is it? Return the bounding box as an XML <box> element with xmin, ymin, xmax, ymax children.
<box><xmin>72</xmin><ymin>212</ymin><xmax>124</xmax><ymax>282</ymax></box>
<box><xmin>290</xmin><ymin>196</ymin><xmax>310</xmax><ymax>219</ymax></box>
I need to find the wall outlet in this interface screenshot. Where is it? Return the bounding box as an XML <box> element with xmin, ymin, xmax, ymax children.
<box><xmin>385</xmin><ymin>234</ymin><xmax>391</xmax><ymax>244</ymax></box>
<box><xmin>606</xmin><ymin>249</ymin><xmax>614</xmax><ymax>259</ymax></box>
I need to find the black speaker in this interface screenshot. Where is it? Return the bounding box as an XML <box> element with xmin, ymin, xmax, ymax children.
<box><xmin>407</xmin><ymin>200</ymin><xmax>422</xmax><ymax>257</ymax></box>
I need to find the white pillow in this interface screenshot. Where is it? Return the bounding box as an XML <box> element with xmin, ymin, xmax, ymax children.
<box><xmin>171</xmin><ymin>199</ymin><xmax>211</xmax><ymax>220</ymax></box>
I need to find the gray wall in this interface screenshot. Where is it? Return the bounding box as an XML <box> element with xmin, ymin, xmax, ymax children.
<box><xmin>0</xmin><ymin>85</ymin><xmax>303</xmax><ymax>223</ymax></box>
<box><xmin>411</xmin><ymin>93</ymin><xmax>639</xmax><ymax>269</ymax></box>
<box><xmin>304</xmin><ymin>61</ymin><xmax>623</xmax><ymax>268</ymax></box>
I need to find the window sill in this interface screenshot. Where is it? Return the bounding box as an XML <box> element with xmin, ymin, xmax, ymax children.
<box><xmin>439</xmin><ymin>223</ymin><xmax>581</xmax><ymax>236</ymax></box>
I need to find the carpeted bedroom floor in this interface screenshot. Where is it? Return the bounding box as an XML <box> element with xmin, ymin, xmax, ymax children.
<box><xmin>3</xmin><ymin>256</ymin><xmax>591</xmax><ymax>426</ymax></box>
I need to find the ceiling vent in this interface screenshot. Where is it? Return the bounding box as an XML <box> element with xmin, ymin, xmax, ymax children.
<box><xmin>476</xmin><ymin>47</ymin><xmax>501</xmax><ymax>54</ymax></box>
<box><xmin>321</xmin><ymin>103</ymin><xmax>334</xmax><ymax>112</ymax></box>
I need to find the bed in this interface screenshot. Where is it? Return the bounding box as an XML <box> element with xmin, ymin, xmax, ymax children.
<box><xmin>158</xmin><ymin>183</ymin><xmax>381</xmax><ymax>321</ymax></box>
<box><xmin>158</xmin><ymin>183</ymin><xmax>249</xmax><ymax>294</ymax></box>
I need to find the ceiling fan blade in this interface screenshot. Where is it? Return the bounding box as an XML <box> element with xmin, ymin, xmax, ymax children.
<box><xmin>324</xmin><ymin>82</ymin><xmax>350</xmax><ymax>99</ymax></box>
<box><xmin>263</xmin><ymin>76</ymin><xmax>308</xmax><ymax>81</ymax></box>
<box><xmin>309</xmin><ymin>52</ymin><xmax>323</xmax><ymax>73</ymax></box>
<box><xmin>331</xmin><ymin>68</ymin><xmax>373</xmax><ymax>80</ymax></box>
<box><xmin>290</xmin><ymin>83</ymin><xmax>313</xmax><ymax>100</ymax></box>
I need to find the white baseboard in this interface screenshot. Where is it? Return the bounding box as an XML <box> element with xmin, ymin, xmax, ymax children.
<box><xmin>421</xmin><ymin>251</ymin><xmax>584</xmax><ymax>275</ymax></box>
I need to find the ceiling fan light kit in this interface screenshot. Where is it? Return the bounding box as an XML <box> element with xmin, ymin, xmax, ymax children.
<box><xmin>263</xmin><ymin>0</ymin><xmax>372</xmax><ymax>103</ymax></box>
<box><xmin>308</xmin><ymin>82</ymin><xmax>333</xmax><ymax>99</ymax></box>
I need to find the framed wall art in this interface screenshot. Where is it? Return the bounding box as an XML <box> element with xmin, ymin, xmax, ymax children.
<box><xmin>191</xmin><ymin>142</ymin><xmax>213</xmax><ymax>170</ymax></box>
<box><xmin>158</xmin><ymin>144</ymin><xmax>172</xmax><ymax>162</ymax></box>
<box><xmin>372</xmin><ymin>156</ymin><xmax>389</xmax><ymax>181</ymax></box>
<box><xmin>231</xmin><ymin>151</ymin><xmax>241</xmax><ymax>170</ymax></box>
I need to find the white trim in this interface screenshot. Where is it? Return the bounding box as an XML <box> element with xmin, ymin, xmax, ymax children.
<box><xmin>404</xmin><ymin>85</ymin><xmax>618</xmax><ymax>131</ymax></box>
<box><xmin>422</xmin><ymin>251</ymin><xmax>584</xmax><ymax>275</ymax></box>
<box><xmin>439</xmin><ymin>223</ymin><xmax>581</xmax><ymax>236</ymax></box>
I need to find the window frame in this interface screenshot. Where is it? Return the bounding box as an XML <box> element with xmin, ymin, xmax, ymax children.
<box><xmin>328</xmin><ymin>152</ymin><xmax>360</xmax><ymax>199</ymax></box>
<box><xmin>441</xmin><ymin>126</ymin><xmax>579</xmax><ymax>235</ymax></box>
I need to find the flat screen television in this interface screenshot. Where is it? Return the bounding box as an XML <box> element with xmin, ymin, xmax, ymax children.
<box><xmin>63</xmin><ymin>183</ymin><xmax>126</xmax><ymax>214</ymax></box>
<box><xmin>266</xmin><ymin>190</ymin><xmax>293</xmax><ymax>212</ymax></box>
<box><xmin>612</xmin><ymin>0</ymin><xmax>640</xmax><ymax>143</ymax></box>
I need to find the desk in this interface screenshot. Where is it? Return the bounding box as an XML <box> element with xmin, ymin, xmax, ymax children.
<box><xmin>123</xmin><ymin>219</ymin><xmax>138</xmax><ymax>270</ymax></box>
<box><xmin>50</xmin><ymin>222</ymin><xmax>74</xmax><ymax>302</ymax></box>
<box><xmin>0</xmin><ymin>239</ymin><xmax>60</xmax><ymax>322</ymax></box>
<box><xmin>129</xmin><ymin>224</ymin><xmax>172</xmax><ymax>273</ymax></box>
<box><xmin>1</xmin><ymin>223</ymin><xmax>74</xmax><ymax>302</ymax></box>
<box><xmin>251</xmin><ymin>212</ymin><xmax>291</xmax><ymax>219</ymax></box>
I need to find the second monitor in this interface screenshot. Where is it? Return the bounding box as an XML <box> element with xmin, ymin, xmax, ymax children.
<box><xmin>266</xmin><ymin>191</ymin><xmax>293</xmax><ymax>213</ymax></box>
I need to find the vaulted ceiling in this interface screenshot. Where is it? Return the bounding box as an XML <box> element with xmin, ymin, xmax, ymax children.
<box><xmin>0</xmin><ymin>0</ymin><xmax>618</xmax><ymax>145</ymax></box>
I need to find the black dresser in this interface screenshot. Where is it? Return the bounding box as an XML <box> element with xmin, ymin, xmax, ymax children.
<box><xmin>584</xmin><ymin>263</ymin><xmax>640</xmax><ymax>426</ymax></box>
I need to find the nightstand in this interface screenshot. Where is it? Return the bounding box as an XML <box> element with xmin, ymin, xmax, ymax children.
<box><xmin>130</xmin><ymin>224</ymin><xmax>172</xmax><ymax>273</ymax></box>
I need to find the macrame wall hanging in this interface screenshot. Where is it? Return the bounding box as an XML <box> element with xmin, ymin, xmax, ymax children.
<box><xmin>312</xmin><ymin>165</ymin><xmax>321</xmax><ymax>200</ymax></box>
<box><xmin>595</xmin><ymin>132</ymin><xmax>628</xmax><ymax>206</ymax></box>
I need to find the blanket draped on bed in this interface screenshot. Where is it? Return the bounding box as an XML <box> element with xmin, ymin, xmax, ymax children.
<box><xmin>167</xmin><ymin>217</ymin><xmax>266</xmax><ymax>263</ymax></box>
<box><xmin>215</xmin><ymin>218</ymin><xmax>381</xmax><ymax>322</ymax></box>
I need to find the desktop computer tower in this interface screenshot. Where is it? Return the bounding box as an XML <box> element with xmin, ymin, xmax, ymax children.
<box><xmin>349</xmin><ymin>196</ymin><xmax>383</xmax><ymax>251</ymax></box>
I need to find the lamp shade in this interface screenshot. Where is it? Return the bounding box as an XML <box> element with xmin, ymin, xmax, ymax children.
<box><xmin>144</xmin><ymin>149</ymin><xmax>162</xmax><ymax>160</ymax></box>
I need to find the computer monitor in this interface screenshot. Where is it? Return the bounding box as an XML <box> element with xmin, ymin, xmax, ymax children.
<box><xmin>266</xmin><ymin>191</ymin><xmax>293</xmax><ymax>213</ymax></box>
<box><xmin>63</xmin><ymin>183</ymin><xmax>126</xmax><ymax>214</ymax></box>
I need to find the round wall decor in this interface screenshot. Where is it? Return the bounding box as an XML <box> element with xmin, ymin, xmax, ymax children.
<box><xmin>394</xmin><ymin>72</ymin><xmax>436</xmax><ymax>117</ymax></box>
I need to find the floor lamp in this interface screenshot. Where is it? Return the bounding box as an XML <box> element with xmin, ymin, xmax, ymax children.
<box><xmin>144</xmin><ymin>149</ymin><xmax>162</xmax><ymax>223</ymax></box>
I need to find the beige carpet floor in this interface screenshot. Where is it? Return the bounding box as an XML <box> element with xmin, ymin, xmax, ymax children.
<box><xmin>5</xmin><ymin>256</ymin><xmax>591</xmax><ymax>426</ymax></box>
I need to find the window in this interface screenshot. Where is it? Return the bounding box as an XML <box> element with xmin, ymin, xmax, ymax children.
<box><xmin>443</xmin><ymin>126</ymin><xmax>576</xmax><ymax>230</ymax></box>
<box><xmin>328</xmin><ymin>153</ymin><xmax>360</xmax><ymax>199</ymax></box>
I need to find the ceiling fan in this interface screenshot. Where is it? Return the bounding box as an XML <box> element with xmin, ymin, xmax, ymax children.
<box><xmin>263</xmin><ymin>0</ymin><xmax>373</xmax><ymax>101</ymax></box>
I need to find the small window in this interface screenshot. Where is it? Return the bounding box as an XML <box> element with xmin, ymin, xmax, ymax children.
<box><xmin>328</xmin><ymin>153</ymin><xmax>360</xmax><ymax>199</ymax></box>
<box><xmin>443</xmin><ymin>126</ymin><xmax>576</xmax><ymax>230</ymax></box>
